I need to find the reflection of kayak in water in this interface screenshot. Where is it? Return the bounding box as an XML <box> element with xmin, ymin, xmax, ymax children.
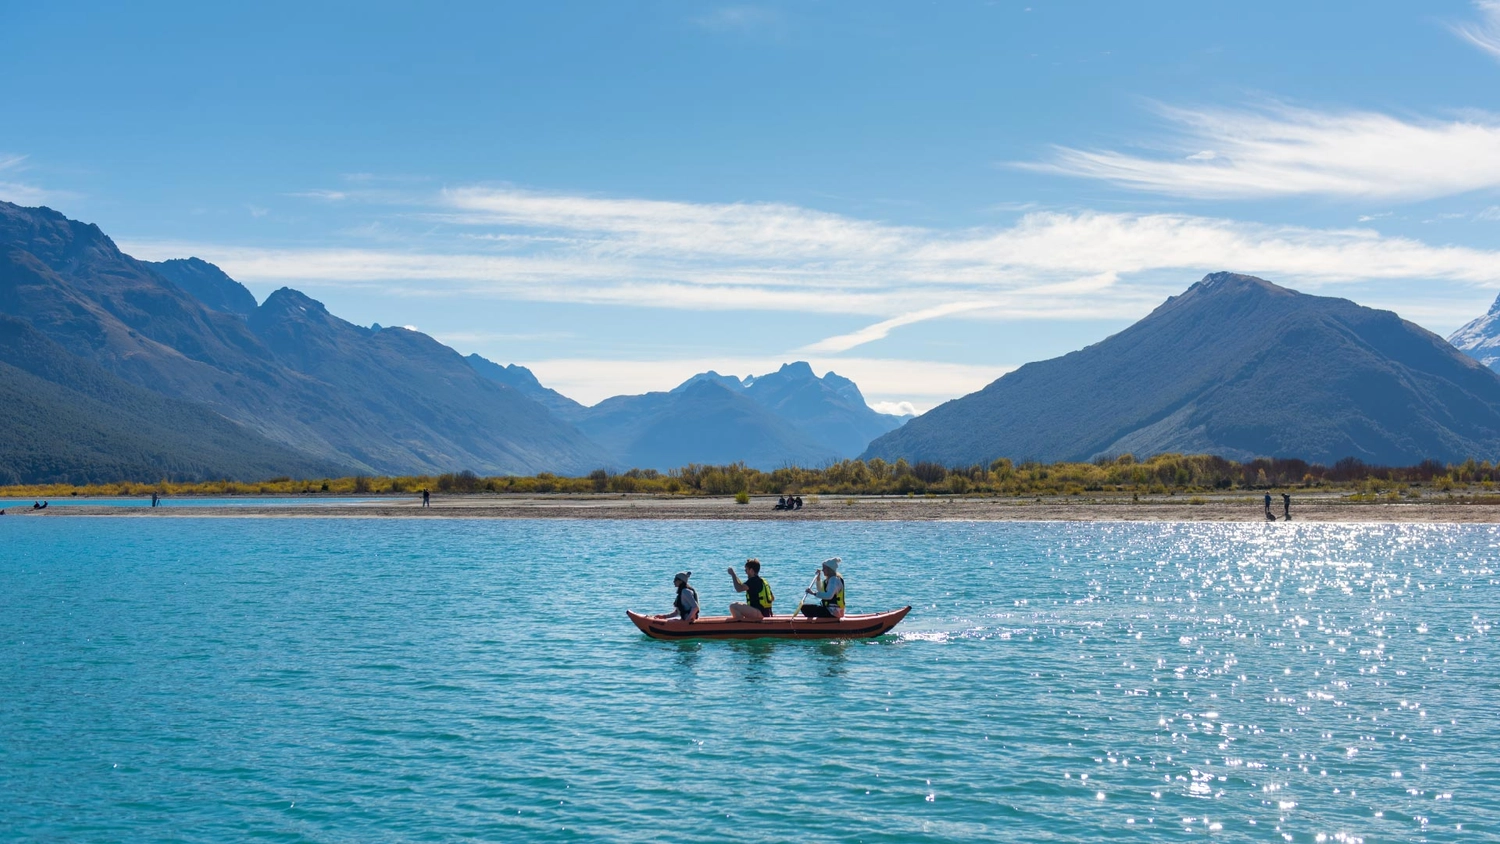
<box><xmin>626</xmin><ymin>606</ymin><xmax>911</xmax><ymax>640</ymax></box>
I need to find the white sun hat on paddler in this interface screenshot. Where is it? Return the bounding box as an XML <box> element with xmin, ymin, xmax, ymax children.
<box><xmin>821</xmin><ymin>557</ymin><xmax>841</xmax><ymax>573</ymax></box>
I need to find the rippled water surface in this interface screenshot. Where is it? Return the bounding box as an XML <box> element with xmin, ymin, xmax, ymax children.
<box><xmin>0</xmin><ymin>496</ymin><xmax>385</xmax><ymax>508</ymax></box>
<box><xmin>3</xmin><ymin>519</ymin><xmax>1496</xmax><ymax>842</ymax></box>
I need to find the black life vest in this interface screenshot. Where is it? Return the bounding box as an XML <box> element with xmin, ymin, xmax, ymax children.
<box><xmin>745</xmin><ymin>576</ymin><xmax>774</xmax><ymax>612</ymax></box>
<box><xmin>674</xmin><ymin>585</ymin><xmax>698</xmax><ymax>618</ymax></box>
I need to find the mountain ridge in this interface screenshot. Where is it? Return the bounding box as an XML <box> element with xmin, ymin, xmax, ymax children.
<box><xmin>864</xmin><ymin>272</ymin><xmax>1500</xmax><ymax>466</ymax></box>
<box><xmin>0</xmin><ymin>200</ymin><xmax>611</xmax><ymax>477</ymax></box>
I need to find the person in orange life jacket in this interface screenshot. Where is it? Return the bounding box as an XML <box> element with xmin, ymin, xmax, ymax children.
<box><xmin>727</xmin><ymin>558</ymin><xmax>774</xmax><ymax>621</ymax></box>
<box><xmin>655</xmin><ymin>571</ymin><xmax>699</xmax><ymax>622</ymax></box>
<box><xmin>799</xmin><ymin>557</ymin><xmax>845</xmax><ymax>619</ymax></box>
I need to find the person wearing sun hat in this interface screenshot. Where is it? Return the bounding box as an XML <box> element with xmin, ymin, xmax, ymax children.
<box><xmin>655</xmin><ymin>571</ymin><xmax>700</xmax><ymax>622</ymax></box>
<box><xmin>799</xmin><ymin>557</ymin><xmax>845</xmax><ymax>619</ymax></box>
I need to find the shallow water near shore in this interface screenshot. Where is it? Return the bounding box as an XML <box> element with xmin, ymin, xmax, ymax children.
<box><xmin>3</xmin><ymin>518</ymin><xmax>1496</xmax><ymax>842</ymax></box>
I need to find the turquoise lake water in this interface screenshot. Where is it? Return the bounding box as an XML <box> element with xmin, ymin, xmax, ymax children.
<box><xmin>0</xmin><ymin>496</ymin><xmax>386</xmax><ymax>508</ymax></box>
<box><xmin>3</xmin><ymin>518</ymin><xmax>1495</xmax><ymax>842</ymax></box>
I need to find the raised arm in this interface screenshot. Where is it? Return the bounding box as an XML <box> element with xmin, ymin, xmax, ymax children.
<box><xmin>727</xmin><ymin>566</ymin><xmax>748</xmax><ymax>593</ymax></box>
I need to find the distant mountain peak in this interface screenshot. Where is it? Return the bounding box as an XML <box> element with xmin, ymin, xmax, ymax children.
<box><xmin>466</xmin><ymin>354</ymin><xmax>586</xmax><ymax>421</ymax></box>
<box><xmin>260</xmin><ymin>287</ymin><xmax>331</xmax><ymax>317</ymax></box>
<box><xmin>868</xmin><ymin>273</ymin><xmax>1500</xmax><ymax>466</ymax></box>
<box><xmin>1449</xmin><ymin>294</ymin><xmax>1500</xmax><ymax>370</ymax></box>
<box><xmin>1186</xmin><ymin>272</ymin><xmax>1293</xmax><ymax>298</ymax></box>
<box><xmin>673</xmin><ymin>370</ymin><xmax>746</xmax><ymax>393</ymax></box>
<box><xmin>149</xmin><ymin>257</ymin><xmax>259</xmax><ymax>317</ymax></box>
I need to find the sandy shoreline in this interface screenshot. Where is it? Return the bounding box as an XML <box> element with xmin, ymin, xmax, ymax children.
<box><xmin>8</xmin><ymin>492</ymin><xmax>1500</xmax><ymax>522</ymax></box>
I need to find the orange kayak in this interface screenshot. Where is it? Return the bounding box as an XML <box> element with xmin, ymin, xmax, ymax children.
<box><xmin>626</xmin><ymin>606</ymin><xmax>911</xmax><ymax>640</ymax></box>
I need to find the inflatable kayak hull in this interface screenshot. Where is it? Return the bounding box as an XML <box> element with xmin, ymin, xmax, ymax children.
<box><xmin>627</xmin><ymin>606</ymin><xmax>911</xmax><ymax>640</ymax></box>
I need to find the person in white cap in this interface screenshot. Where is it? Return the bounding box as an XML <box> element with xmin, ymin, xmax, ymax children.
<box><xmin>799</xmin><ymin>557</ymin><xmax>845</xmax><ymax>619</ymax></box>
<box><xmin>655</xmin><ymin>571</ymin><xmax>699</xmax><ymax>622</ymax></box>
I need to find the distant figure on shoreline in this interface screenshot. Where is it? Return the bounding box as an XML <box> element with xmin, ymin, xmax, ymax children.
<box><xmin>151</xmin><ymin>492</ymin><xmax>159</xmax><ymax>508</ymax></box>
<box><xmin>421</xmin><ymin>489</ymin><xmax>430</xmax><ymax>508</ymax></box>
<box><xmin>1263</xmin><ymin>493</ymin><xmax>1274</xmax><ymax>521</ymax></box>
<box><xmin>1282</xmin><ymin>493</ymin><xmax>1291</xmax><ymax>521</ymax></box>
<box><xmin>794</xmin><ymin>496</ymin><xmax>803</xmax><ymax>510</ymax></box>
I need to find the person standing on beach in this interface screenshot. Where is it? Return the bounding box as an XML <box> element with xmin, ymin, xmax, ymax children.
<box><xmin>1264</xmin><ymin>493</ymin><xmax>1274</xmax><ymax>520</ymax></box>
<box><xmin>1282</xmin><ymin>493</ymin><xmax>1291</xmax><ymax>521</ymax></box>
<box><xmin>421</xmin><ymin>489</ymin><xmax>430</xmax><ymax>508</ymax></box>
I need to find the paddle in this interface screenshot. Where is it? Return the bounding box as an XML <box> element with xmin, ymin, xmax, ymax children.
<box><xmin>793</xmin><ymin>567</ymin><xmax>822</xmax><ymax>619</ymax></box>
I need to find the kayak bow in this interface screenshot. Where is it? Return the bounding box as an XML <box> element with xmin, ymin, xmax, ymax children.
<box><xmin>626</xmin><ymin>606</ymin><xmax>911</xmax><ymax>640</ymax></box>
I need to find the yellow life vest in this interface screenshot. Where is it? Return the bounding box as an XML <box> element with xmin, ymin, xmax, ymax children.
<box><xmin>749</xmin><ymin>577</ymin><xmax>774</xmax><ymax>612</ymax></box>
<box><xmin>820</xmin><ymin>573</ymin><xmax>845</xmax><ymax>610</ymax></box>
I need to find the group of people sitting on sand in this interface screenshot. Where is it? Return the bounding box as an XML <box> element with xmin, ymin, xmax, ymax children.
<box><xmin>774</xmin><ymin>495</ymin><xmax>803</xmax><ymax>511</ymax></box>
<box><xmin>0</xmin><ymin>501</ymin><xmax>51</xmax><ymax>516</ymax></box>
<box><xmin>654</xmin><ymin>557</ymin><xmax>845</xmax><ymax>623</ymax></box>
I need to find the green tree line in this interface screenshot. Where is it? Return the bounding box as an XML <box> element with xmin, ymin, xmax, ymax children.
<box><xmin>6</xmin><ymin>453</ymin><xmax>1499</xmax><ymax>499</ymax></box>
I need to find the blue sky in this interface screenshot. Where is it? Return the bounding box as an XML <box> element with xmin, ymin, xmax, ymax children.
<box><xmin>4</xmin><ymin>1</ymin><xmax>1500</xmax><ymax>412</ymax></box>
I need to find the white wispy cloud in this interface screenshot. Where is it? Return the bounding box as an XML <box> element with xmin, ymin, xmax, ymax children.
<box><xmin>1024</xmin><ymin>103</ymin><xmax>1500</xmax><ymax>200</ymax></box>
<box><xmin>113</xmin><ymin>183</ymin><xmax>1500</xmax><ymax>409</ymax></box>
<box><xmin>0</xmin><ymin>154</ymin><xmax>65</xmax><ymax>206</ymax></box>
<box><xmin>1455</xmin><ymin>0</ymin><xmax>1500</xmax><ymax>60</ymax></box>
<box><xmin>692</xmin><ymin>5</ymin><xmax>785</xmax><ymax>34</ymax></box>
<box><xmin>119</xmin><ymin>186</ymin><xmax>1500</xmax><ymax>352</ymax></box>
<box><xmin>287</xmin><ymin>189</ymin><xmax>348</xmax><ymax>201</ymax></box>
<box><xmin>801</xmin><ymin>301</ymin><xmax>999</xmax><ymax>354</ymax></box>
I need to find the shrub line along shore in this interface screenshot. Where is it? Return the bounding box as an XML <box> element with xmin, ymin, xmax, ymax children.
<box><xmin>9</xmin><ymin>454</ymin><xmax>1500</xmax><ymax>522</ymax></box>
<box><xmin>10</xmin><ymin>491</ymin><xmax>1500</xmax><ymax>523</ymax></box>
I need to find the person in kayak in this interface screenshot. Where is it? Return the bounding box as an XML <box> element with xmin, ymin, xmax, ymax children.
<box><xmin>799</xmin><ymin>557</ymin><xmax>845</xmax><ymax>619</ymax></box>
<box><xmin>655</xmin><ymin>571</ymin><xmax>699</xmax><ymax>622</ymax></box>
<box><xmin>727</xmin><ymin>558</ymin><xmax>774</xmax><ymax>620</ymax></box>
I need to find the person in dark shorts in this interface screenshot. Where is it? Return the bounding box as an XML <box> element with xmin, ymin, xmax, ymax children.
<box><xmin>728</xmin><ymin>558</ymin><xmax>775</xmax><ymax>620</ymax></box>
<box><xmin>1282</xmin><ymin>493</ymin><xmax>1291</xmax><ymax>521</ymax></box>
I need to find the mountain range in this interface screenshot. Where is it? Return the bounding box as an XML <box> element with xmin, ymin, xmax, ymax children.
<box><xmin>11</xmin><ymin>200</ymin><xmax>1500</xmax><ymax>483</ymax></box>
<box><xmin>0</xmin><ymin>201</ymin><xmax>904</xmax><ymax>482</ymax></box>
<box><xmin>468</xmin><ymin>359</ymin><xmax>908</xmax><ymax>471</ymax></box>
<box><xmin>864</xmin><ymin>273</ymin><xmax>1500</xmax><ymax>466</ymax></box>
<box><xmin>0</xmin><ymin>201</ymin><xmax>608</xmax><ymax>480</ymax></box>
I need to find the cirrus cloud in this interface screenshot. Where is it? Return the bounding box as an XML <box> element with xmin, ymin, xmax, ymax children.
<box><xmin>119</xmin><ymin>185</ymin><xmax>1500</xmax><ymax>356</ymax></box>
<box><xmin>1022</xmin><ymin>103</ymin><xmax>1500</xmax><ymax>201</ymax></box>
<box><xmin>1455</xmin><ymin>0</ymin><xmax>1500</xmax><ymax>60</ymax></box>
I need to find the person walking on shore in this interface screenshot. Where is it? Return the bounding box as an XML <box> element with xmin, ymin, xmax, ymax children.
<box><xmin>1282</xmin><ymin>493</ymin><xmax>1291</xmax><ymax>521</ymax></box>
